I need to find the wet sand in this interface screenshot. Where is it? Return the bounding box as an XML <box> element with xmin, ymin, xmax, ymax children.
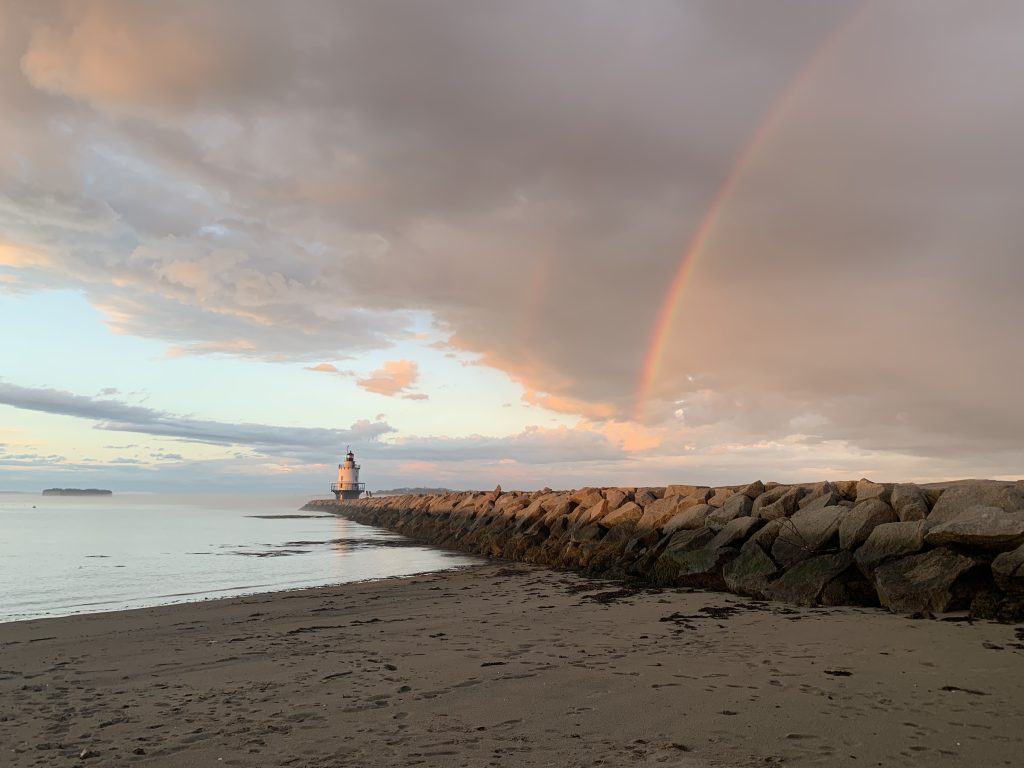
<box><xmin>2</xmin><ymin>563</ymin><xmax>1022</xmax><ymax>767</ymax></box>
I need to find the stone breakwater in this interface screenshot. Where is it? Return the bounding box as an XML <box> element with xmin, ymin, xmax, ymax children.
<box><xmin>305</xmin><ymin>479</ymin><xmax>1024</xmax><ymax>621</ymax></box>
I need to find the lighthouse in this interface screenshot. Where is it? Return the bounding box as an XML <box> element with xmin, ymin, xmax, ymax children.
<box><xmin>331</xmin><ymin>448</ymin><xmax>365</xmax><ymax>501</ymax></box>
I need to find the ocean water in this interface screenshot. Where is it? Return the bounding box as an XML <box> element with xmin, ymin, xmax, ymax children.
<box><xmin>0</xmin><ymin>493</ymin><xmax>480</xmax><ymax>623</ymax></box>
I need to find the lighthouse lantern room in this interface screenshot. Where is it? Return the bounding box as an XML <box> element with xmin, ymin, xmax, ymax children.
<box><xmin>331</xmin><ymin>448</ymin><xmax>365</xmax><ymax>501</ymax></box>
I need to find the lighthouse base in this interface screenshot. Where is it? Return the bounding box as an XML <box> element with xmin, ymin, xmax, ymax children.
<box><xmin>331</xmin><ymin>481</ymin><xmax>365</xmax><ymax>501</ymax></box>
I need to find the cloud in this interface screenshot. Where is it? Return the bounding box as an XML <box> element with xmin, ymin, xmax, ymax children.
<box><xmin>522</xmin><ymin>390</ymin><xmax>614</xmax><ymax>420</ymax></box>
<box><xmin>0</xmin><ymin>381</ymin><xmax>395</xmax><ymax>456</ymax></box>
<box><xmin>0</xmin><ymin>381</ymin><xmax>638</xmax><ymax>466</ymax></box>
<box><xmin>356</xmin><ymin>359</ymin><xmax>425</xmax><ymax>399</ymax></box>
<box><xmin>306</xmin><ymin>363</ymin><xmax>339</xmax><ymax>373</ymax></box>
<box><xmin>167</xmin><ymin>339</ymin><xmax>257</xmax><ymax>358</ymax></box>
<box><xmin>16</xmin><ymin>1</ymin><xmax>290</xmax><ymax>113</ymax></box>
<box><xmin>150</xmin><ymin>451</ymin><xmax>183</xmax><ymax>461</ymax></box>
<box><xmin>20</xmin><ymin>3</ymin><xmax>214</xmax><ymax>110</ymax></box>
<box><xmin>360</xmin><ymin>424</ymin><xmax>623</xmax><ymax>465</ymax></box>
<box><xmin>0</xmin><ymin>0</ymin><xmax>849</xmax><ymax>375</ymax></box>
<box><xmin>0</xmin><ymin>443</ymin><xmax>67</xmax><ymax>467</ymax></box>
<box><xmin>3</xmin><ymin>1</ymin><xmax>1024</xmax><ymax>478</ymax></box>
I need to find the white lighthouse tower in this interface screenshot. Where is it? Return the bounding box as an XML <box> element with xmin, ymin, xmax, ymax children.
<box><xmin>331</xmin><ymin>448</ymin><xmax>365</xmax><ymax>501</ymax></box>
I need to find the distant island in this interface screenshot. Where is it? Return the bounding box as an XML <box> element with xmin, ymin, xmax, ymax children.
<box><xmin>42</xmin><ymin>488</ymin><xmax>113</xmax><ymax>496</ymax></box>
<box><xmin>374</xmin><ymin>487</ymin><xmax>453</xmax><ymax>496</ymax></box>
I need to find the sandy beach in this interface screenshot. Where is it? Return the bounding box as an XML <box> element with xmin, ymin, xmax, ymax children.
<box><xmin>2</xmin><ymin>563</ymin><xmax>1022</xmax><ymax>767</ymax></box>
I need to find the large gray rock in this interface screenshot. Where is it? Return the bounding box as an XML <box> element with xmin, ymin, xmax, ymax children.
<box><xmin>751</xmin><ymin>485</ymin><xmax>790</xmax><ymax>517</ymax></box>
<box><xmin>604</xmin><ymin>519</ymin><xmax>640</xmax><ymax>544</ymax></box>
<box><xmin>634</xmin><ymin>489</ymin><xmax>660</xmax><ymax>507</ymax></box>
<box><xmin>621</xmin><ymin>529</ymin><xmax>660</xmax><ymax>556</ymax></box>
<box><xmin>543</xmin><ymin>495</ymin><xmax>574</xmax><ymax>519</ymax></box>
<box><xmin>924</xmin><ymin>505</ymin><xmax>1024</xmax><ymax>551</ymax></box>
<box><xmin>622</xmin><ymin>532</ymin><xmax>673</xmax><ymax>577</ymax></box>
<box><xmin>572</xmin><ymin>498</ymin><xmax>608</xmax><ymax>529</ymax></box>
<box><xmin>856</xmin><ymin>479</ymin><xmax>891</xmax><ymax>504</ymax></box>
<box><xmin>771</xmin><ymin>507</ymin><xmax>845</xmax><ymax>567</ymax></box>
<box><xmin>516</xmin><ymin>498</ymin><xmax>551</xmax><ymax>530</ymax></box>
<box><xmin>707</xmin><ymin>516</ymin><xmax>762</xmax><ymax>549</ymax></box>
<box><xmin>873</xmin><ymin>548</ymin><xmax>980</xmax><ymax>614</ymax></box>
<box><xmin>755</xmin><ymin>487</ymin><xmax>806</xmax><ymax>521</ymax></box>
<box><xmin>706</xmin><ymin>493</ymin><xmax>753</xmax><ymax>528</ymax></box>
<box><xmin>834</xmin><ymin>480</ymin><xmax>858</xmax><ymax>501</ymax></box>
<box><xmin>707</xmin><ymin>488</ymin><xmax>736</xmax><ymax>508</ymax></box>
<box><xmin>799</xmin><ymin>482</ymin><xmax>836</xmax><ymax>510</ymax></box>
<box><xmin>601</xmin><ymin>501</ymin><xmax>643</xmax><ymax>527</ymax></box>
<box><xmin>891</xmin><ymin>484</ymin><xmax>929</xmax><ymax>522</ymax></box>
<box><xmin>662</xmin><ymin>504</ymin><xmax>713</xmax><ymax>535</ymax></box>
<box><xmin>723</xmin><ymin>544</ymin><xmax>779</xmax><ymax>597</ymax></box>
<box><xmin>838</xmin><ymin>499</ymin><xmax>898</xmax><ymax>550</ymax></box>
<box><xmin>678</xmin><ymin>488</ymin><xmax>715</xmax><ymax>511</ymax></box>
<box><xmin>820</xmin><ymin>571</ymin><xmax>879</xmax><ymax>608</ymax></box>
<box><xmin>504</xmin><ymin>494</ymin><xmax>536</xmax><ymax>519</ymax></box>
<box><xmin>741</xmin><ymin>517</ymin><xmax>785</xmax><ymax>555</ymax></box>
<box><xmin>542</xmin><ymin>500</ymin><xmax>574</xmax><ymax>528</ymax></box>
<box><xmin>664</xmin><ymin>526</ymin><xmax>715</xmax><ymax>553</ymax></box>
<box><xmin>992</xmin><ymin>544</ymin><xmax>1024</xmax><ymax>591</ymax></box>
<box><xmin>665</xmin><ymin>484</ymin><xmax>706</xmax><ymax>498</ymax></box>
<box><xmin>736</xmin><ymin>480</ymin><xmax>765</xmax><ymax>498</ymax></box>
<box><xmin>765</xmin><ymin>552</ymin><xmax>855</xmax><ymax>606</ymax></box>
<box><xmin>636</xmin><ymin>495</ymin><xmax>683</xmax><ymax>530</ymax></box>
<box><xmin>604</xmin><ymin>488</ymin><xmax>629</xmax><ymax>511</ymax></box>
<box><xmin>652</xmin><ymin>529</ymin><xmax>737</xmax><ymax>587</ymax></box>
<box><xmin>570</xmin><ymin>487</ymin><xmax>604</xmax><ymax>509</ymax></box>
<box><xmin>928</xmin><ymin>481</ymin><xmax>1024</xmax><ymax>525</ymax></box>
<box><xmin>799</xmin><ymin>488</ymin><xmax>839</xmax><ymax>512</ymax></box>
<box><xmin>665</xmin><ymin>546</ymin><xmax>738</xmax><ymax>589</ymax></box>
<box><xmin>570</xmin><ymin>523</ymin><xmax>606</xmax><ymax>544</ymax></box>
<box><xmin>854</xmin><ymin>521</ymin><xmax>926</xmax><ymax>578</ymax></box>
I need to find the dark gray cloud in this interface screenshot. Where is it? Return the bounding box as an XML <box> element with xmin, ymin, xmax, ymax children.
<box><xmin>0</xmin><ymin>381</ymin><xmax>395</xmax><ymax>453</ymax></box>
<box><xmin>3</xmin><ymin>1</ymin><xmax>1024</xmax><ymax>474</ymax></box>
<box><xmin>0</xmin><ymin>0</ymin><xmax>848</xmax><ymax>370</ymax></box>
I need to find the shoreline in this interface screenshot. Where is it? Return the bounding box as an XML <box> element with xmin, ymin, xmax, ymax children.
<box><xmin>0</xmin><ymin>499</ymin><xmax>480</xmax><ymax>626</ymax></box>
<box><xmin>3</xmin><ymin>562</ymin><xmax>1023</xmax><ymax>767</ymax></box>
<box><xmin>0</xmin><ymin>561</ymin><xmax>484</xmax><ymax>627</ymax></box>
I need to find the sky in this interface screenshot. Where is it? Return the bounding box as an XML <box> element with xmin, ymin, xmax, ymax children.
<box><xmin>2</xmin><ymin>0</ymin><xmax>1024</xmax><ymax>493</ymax></box>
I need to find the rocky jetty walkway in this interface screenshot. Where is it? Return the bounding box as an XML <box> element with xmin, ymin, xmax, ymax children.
<box><xmin>306</xmin><ymin>479</ymin><xmax>1024</xmax><ymax>620</ymax></box>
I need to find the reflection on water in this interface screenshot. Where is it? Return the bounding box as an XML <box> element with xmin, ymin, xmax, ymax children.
<box><xmin>332</xmin><ymin>518</ymin><xmax>350</xmax><ymax>557</ymax></box>
<box><xmin>0</xmin><ymin>493</ymin><xmax>480</xmax><ymax>623</ymax></box>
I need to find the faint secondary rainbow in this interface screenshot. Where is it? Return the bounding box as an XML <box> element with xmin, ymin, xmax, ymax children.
<box><xmin>633</xmin><ymin>3</ymin><xmax>869</xmax><ymax>421</ymax></box>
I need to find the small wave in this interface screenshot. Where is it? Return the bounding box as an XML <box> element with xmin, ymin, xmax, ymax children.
<box><xmin>281</xmin><ymin>537</ymin><xmax>420</xmax><ymax>549</ymax></box>
<box><xmin>245</xmin><ymin>514</ymin><xmax>334</xmax><ymax>519</ymax></box>
<box><xmin>227</xmin><ymin>549</ymin><xmax>312</xmax><ymax>558</ymax></box>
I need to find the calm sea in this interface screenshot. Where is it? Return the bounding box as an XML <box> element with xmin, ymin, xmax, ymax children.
<box><xmin>0</xmin><ymin>493</ymin><xmax>479</xmax><ymax>623</ymax></box>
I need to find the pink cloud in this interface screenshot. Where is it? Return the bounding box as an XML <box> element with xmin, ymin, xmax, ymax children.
<box><xmin>356</xmin><ymin>359</ymin><xmax>424</xmax><ymax>398</ymax></box>
<box><xmin>19</xmin><ymin>3</ymin><xmax>220</xmax><ymax>111</ymax></box>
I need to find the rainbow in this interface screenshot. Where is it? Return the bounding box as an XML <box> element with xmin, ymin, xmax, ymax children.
<box><xmin>633</xmin><ymin>3</ymin><xmax>870</xmax><ymax>421</ymax></box>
